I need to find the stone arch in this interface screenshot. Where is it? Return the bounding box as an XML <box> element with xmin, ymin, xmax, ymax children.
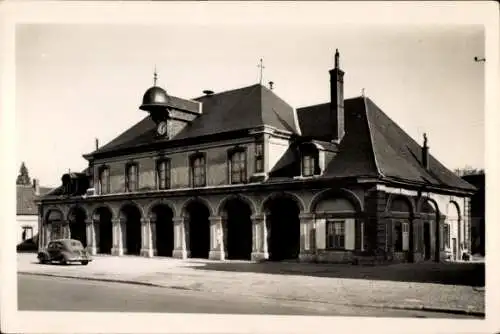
<box><xmin>261</xmin><ymin>191</ymin><xmax>305</xmax><ymax>214</ymax></box>
<box><xmin>386</xmin><ymin>194</ymin><xmax>415</xmax><ymax>216</ymax></box>
<box><xmin>218</xmin><ymin>195</ymin><xmax>254</xmax><ymax>260</ymax></box>
<box><xmin>182</xmin><ymin>198</ymin><xmax>211</xmax><ymax>259</ymax></box>
<box><xmin>44</xmin><ymin>207</ymin><xmax>64</xmax><ymax>222</ymax></box>
<box><xmin>309</xmin><ymin>188</ymin><xmax>363</xmax><ymax>213</ymax></box>
<box><xmin>67</xmin><ymin>205</ymin><xmax>88</xmax><ymax>247</ymax></box>
<box><xmin>149</xmin><ymin>202</ymin><xmax>175</xmax><ymax>257</ymax></box>
<box><xmin>90</xmin><ymin>204</ymin><xmax>115</xmax><ymax>221</ymax></box>
<box><xmin>144</xmin><ymin>199</ymin><xmax>177</xmax><ymax>219</ymax></box>
<box><xmin>417</xmin><ymin>197</ymin><xmax>440</xmax><ymax>261</ymax></box>
<box><xmin>445</xmin><ymin>201</ymin><xmax>462</xmax><ymax>260</ymax></box>
<box><xmin>119</xmin><ymin>200</ymin><xmax>146</xmax><ymax>220</ymax></box>
<box><xmin>181</xmin><ymin>196</ymin><xmax>214</xmax><ymax>217</ymax></box>
<box><xmin>44</xmin><ymin>207</ymin><xmax>65</xmax><ymax>240</ymax></box>
<box><xmin>216</xmin><ymin>194</ymin><xmax>257</xmax><ymax>216</ymax></box>
<box><xmin>119</xmin><ymin>202</ymin><xmax>143</xmax><ymax>255</ymax></box>
<box><xmin>92</xmin><ymin>205</ymin><xmax>114</xmax><ymax>254</ymax></box>
<box><xmin>261</xmin><ymin>191</ymin><xmax>302</xmax><ymax>261</ymax></box>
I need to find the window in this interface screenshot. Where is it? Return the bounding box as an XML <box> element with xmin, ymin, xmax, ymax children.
<box><xmin>21</xmin><ymin>226</ymin><xmax>33</xmax><ymax>241</ymax></box>
<box><xmin>395</xmin><ymin>222</ymin><xmax>409</xmax><ymax>252</ymax></box>
<box><xmin>394</xmin><ymin>222</ymin><xmax>403</xmax><ymax>251</ymax></box>
<box><xmin>255</xmin><ymin>142</ymin><xmax>264</xmax><ymax>173</ymax></box>
<box><xmin>98</xmin><ymin>166</ymin><xmax>110</xmax><ymax>194</ymax></box>
<box><xmin>125</xmin><ymin>163</ymin><xmax>139</xmax><ymax>192</ymax></box>
<box><xmin>326</xmin><ymin>220</ymin><xmax>345</xmax><ymax>249</ymax></box>
<box><xmin>442</xmin><ymin>223</ymin><xmax>451</xmax><ymax>249</ymax></box>
<box><xmin>156</xmin><ymin>159</ymin><xmax>170</xmax><ymax>190</ymax></box>
<box><xmin>229</xmin><ymin>149</ymin><xmax>247</xmax><ymax>184</ymax></box>
<box><xmin>191</xmin><ymin>154</ymin><xmax>206</xmax><ymax>187</ymax></box>
<box><xmin>302</xmin><ymin>154</ymin><xmax>315</xmax><ymax>177</ymax></box>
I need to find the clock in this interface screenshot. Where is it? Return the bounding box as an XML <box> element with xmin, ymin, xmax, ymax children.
<box><xmin>157</xmin><ymin>121</ymin><xmax>168</xmax><ymax>136</ymax></box>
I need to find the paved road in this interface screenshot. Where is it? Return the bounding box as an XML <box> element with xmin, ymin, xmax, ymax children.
<box><xmin>18</xmin><ymin>274</ymin><xmax>476</xmax><ymax>318</ymax></box>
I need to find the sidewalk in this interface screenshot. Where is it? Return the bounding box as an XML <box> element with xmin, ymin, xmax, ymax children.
<box><xmin>17</xmin><ymin>253</ymin><xmax>485</xmax><ymax>316</ymax></box>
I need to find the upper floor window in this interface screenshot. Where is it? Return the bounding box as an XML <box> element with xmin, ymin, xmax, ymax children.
<box><xmin>229</xmin><ymin>149</ymin><xmax>247</xmax><ymax>184</ymax></box>
<box><xmin>156</xmin><ymin>159</ymin><xmax>170</xmax><ymax>190</ymax></box>
<box><xmin>326</xmin><ymin>220</ymin><xmax>345</xmax><ymax>249</ymax></box>
<box><xmin>98</xmin><ymin>166</ymin><xmax>110</xmax><ymax>195</ymax></box>
<box><xmin>255</xmin><ymin>142</ymin><xmax>264</xmax><ymax>173</ymax></box>
<box><xmin>301</xmin><ymin>143</ymin><xmax>320</xmax><ymax>177</ymax></box>
<box><xmin>125</xmin><ymin>163</ymin><xmax>139</xmax><ymax>192</ymax></box>
<box><xmin>190</xmin><ymin>154</ymin><xmax>206</xmax><ymax>187</ymax></box>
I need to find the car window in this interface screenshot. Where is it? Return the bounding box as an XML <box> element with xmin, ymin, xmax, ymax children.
<box><xmin>70</xmin><ymin>241</ymin><xmax>84</xmax><ymax>249</ymax></box>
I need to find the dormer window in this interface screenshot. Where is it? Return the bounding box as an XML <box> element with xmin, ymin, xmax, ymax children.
<box><xmin>125</xmin><ymin>163</ymin><xmax>139</xmax><ymax>192</ymax></box>
<box><xmin>156</xmin><ymin>158</ymin><xmax>170</xmax><ymax>190</ymax></box>
<box><xmin>228</xmin><ymin>148</ymin><xmax>247</xmax><ymax>184</ymax></box>
<box><xmin>98</xmin><ymin>166</ymin><xmax>110</xmax><ymax>195</ymax></box>
<box><xmin>190</xmin><ymin>153</ymin><xmax>206</xmax><ymax>187</ymax></box>
<box><xmin>255</xmin><ymin>142</ymin><xmax>264</xmax><ymax>173</ymax></box>
<box><xmin>300</xmin><ymin>143</ymin><xmax>320</xmax><ymax>177</ymax></box>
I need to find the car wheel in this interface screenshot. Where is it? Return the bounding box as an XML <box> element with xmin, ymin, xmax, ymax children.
<box><xmin>81</xmin><ymin>261</ymin><xmax>89</xmax><ymax>265</ymax></box>
<box><xmin>60</xmin><ymin>258</ymin><xmax>67</xmax><ymax>265</ymax></box>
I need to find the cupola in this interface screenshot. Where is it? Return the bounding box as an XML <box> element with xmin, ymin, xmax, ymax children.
<box><xmin>139</xmin><ymin>69</ymin><xmax>170</xmax><ymax>125</ymax></box>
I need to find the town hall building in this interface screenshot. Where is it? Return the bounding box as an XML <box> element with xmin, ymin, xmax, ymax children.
<box><xmin>36</xmin><ymin>50</ymin><xmax>476</xmax><ymax>264</ymax></box>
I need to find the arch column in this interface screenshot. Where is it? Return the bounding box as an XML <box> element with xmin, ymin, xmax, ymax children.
<box><xmin>251</xmin><ymin>214</ymin><xmax>268</xmax><ymax>261</ymax></box>
<box><xmin>208</xmin><ymin>216</ymin><xmax>225</xmax><ymax>261</ymax></box>
<box><xmin>111</xmin><ymin>218</ymin><xmax>124</xmax><ymax>256</ymax></box>
<box><xmin>172</xmin><ymin>216</ymin><xmax>188</xmax><ymax>259</ymax></box>
<box><xmin>298</xmin><ymin>212</ymin><xmax>316</xmax><ymax>262</ymax></box>
<box><xmin>140</xmin><ymin>218</ymin><xmax>155</xmax><ymax>258</ymax></box>
<box><xmin>85</xmin><ymin>219</ymin><xmax>97</xmax><ymax>255</ymax></box>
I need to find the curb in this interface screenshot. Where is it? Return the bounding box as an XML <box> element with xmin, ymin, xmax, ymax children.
<box><xmin>18</xmin><ymin>271</ymin><xmax>485</xmax><ymax>317</ymax></box>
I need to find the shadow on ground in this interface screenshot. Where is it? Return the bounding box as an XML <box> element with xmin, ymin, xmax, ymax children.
<box><xmin>187</xmin><ymin>261</ymin><xmax>485</xmax><ymax>287</ymax></box>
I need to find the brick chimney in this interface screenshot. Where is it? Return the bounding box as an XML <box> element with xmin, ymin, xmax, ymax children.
<box><xmin>33</xmin><ymin>178</ymin><xmax>40</xmax><ymax>196</ymax></box>
<box><xmin>329</xmin><ymin>49</ymin><xmax>345</xmax><ymax>142</ymax></box>
<box><xmin>422</xmin><ymin>133</ymin><xmax>429</xmax><ymax>169</ymax></box>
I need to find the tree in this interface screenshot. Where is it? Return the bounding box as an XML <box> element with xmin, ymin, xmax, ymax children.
<box><xmin>454</xmin><ymin>166</ymin><xmax>484</xmax><ymax>177</ymax></box>
<box><xmin>16</xmin><ymin>162</ymin><xmax>32</xmax><ymax>186</ymax></box>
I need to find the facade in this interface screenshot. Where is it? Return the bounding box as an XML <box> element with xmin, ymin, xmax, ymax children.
<box><xmin>462</xmin><ymin>173</ymin><xmax>485</xmax><ymax>256</ymax></box>
<box><xmin>17</xmin><ymin>179</ymin><xmax>52</xmax><ymax>246</ymax></box>
<box><xmin>37</xmin><ymin>51</ymin><xmax>476</xmax><ymax>264</ymax></box>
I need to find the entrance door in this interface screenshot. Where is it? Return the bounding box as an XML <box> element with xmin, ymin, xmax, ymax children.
<box><xmin>452</xmin><ymin>238</ymin><xmax>457</xmax><ymax>261</ymax></box>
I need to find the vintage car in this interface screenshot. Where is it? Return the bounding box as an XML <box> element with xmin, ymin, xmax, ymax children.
<box><xmin>37</xmin><ymin>239</ymin><xmax>92</xmax><ymax>265</ymax></box>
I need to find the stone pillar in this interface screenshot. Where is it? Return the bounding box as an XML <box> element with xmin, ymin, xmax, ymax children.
<box><xmin>140</xmin><ymin>218</ymin><xmax>155</xmax><ymax>258</ymax></box>
<box><xmin>298</xmin><ymin>212</ymin><xmax>315</xmax><ymax>262</ymax></box>
<box><xmin>85</xmin><ymin>219</ymin><xmax>97</xmax><ymax>255</ymax></box>
<box><xmin>111</xmin><ymin>218</ymin><xmax>124</xmax><ymax>256</ymax></box>
<box><xmin>251</xmin><ymin>214</ymin><xmax>269</xmax><ymax>261</ymax></box>
<box><xmin>172</xmin><ymin>216</ymin><xmax>188</xmax><ymax>259</ymax></box>
<box><xmin>208</xmin><ymin>216</ymin><xmax>225</xmax><ymax>261</ymax></box>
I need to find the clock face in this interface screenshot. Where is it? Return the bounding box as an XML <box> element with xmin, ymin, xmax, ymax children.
<box><xmin>157</xmin><ymin>121</ymin><xmax>167</xmax><ymax>136</ymax></box>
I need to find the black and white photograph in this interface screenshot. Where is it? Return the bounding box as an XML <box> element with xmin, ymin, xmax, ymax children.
<box><xmin>1</xmin><ymin>1</ymin><xmax>498</xmax><ymax>334</ymax></box>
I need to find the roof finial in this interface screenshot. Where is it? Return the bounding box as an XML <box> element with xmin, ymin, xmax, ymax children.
<box><xmin>335</xmin><ymin>48</ymin><xmax>340</xmax><ymax>69</ymax></box>
<box><xmin>423</xmin><ymin>132</ymin><xmax>428</xmax><ymax>147</ymax></box>
<box><xmin>361</xmin><ymin>88</ymin><xmax>365</xmax><ymax>97</ymax></box>
<box><xmin>153</xmin><ymin>65</ymin><xmax>158</xmax><ymax>86</ymax></box>
<box><xmin>257</xmin><ymin>58</ymin><xmax>265</xmax><ymax>85</ymax></box>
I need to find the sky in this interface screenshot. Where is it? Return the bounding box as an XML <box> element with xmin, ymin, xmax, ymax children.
<box><xmin>15</xmin><ymin>22</ymin><xmax>485</xmax><ymax>188</ymax></box>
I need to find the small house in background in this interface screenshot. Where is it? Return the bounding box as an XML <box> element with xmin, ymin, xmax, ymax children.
<box><xmin>461</xmin><ymin>172</ymin><xmax>485</xmax><ymax>256</ymax></box>
<box><xmin>16</xmin><ymin>162</ymin><xmax>53</xmax><ymax>250</ymax></box>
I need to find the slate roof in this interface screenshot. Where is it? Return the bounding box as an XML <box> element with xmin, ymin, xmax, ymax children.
<box><xmin>90</xmin><ymin>84</ymin><xmax>299</xmax><ymax>156</ymax></box>
<box><xmin>17</xmin><ymin>185</ymin><xmax>54</xmax><ymax>215</ymax></box>
<box><xmin>296</xmin><ymin>97</ymin><xmax>476</xmax><ymax>191</ymax></box>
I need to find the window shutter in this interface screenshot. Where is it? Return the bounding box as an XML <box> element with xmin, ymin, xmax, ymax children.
<box><xmin>402</xmin><ymin>223</ymin><xmax>409</xmax><ymax>251</ymax></box>
<box><xmin>345</xmin><ymin>219</ymin><xmax>355</xmax><ymax>250</ymax></box>
<box><xmin>316</xmin><ymin>219</ymin><xmax>326</xmax><ymax>249</ymax></box>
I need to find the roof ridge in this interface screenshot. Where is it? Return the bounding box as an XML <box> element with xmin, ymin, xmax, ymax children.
<box><xmin>363</xmin><ymin>97</ymin><xmax>383</xmax><ymax>178</ymax></box>
<box><xmin>191</xmin><ymin>83</ymin><xmax>260</xmax><ymax>101</ymax></box>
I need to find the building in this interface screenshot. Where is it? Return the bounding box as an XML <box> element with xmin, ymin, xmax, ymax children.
<box><xmin>462</xmin><ymin>173</ymin><xmax>485</xmax><ymax>256</ymax></box>
<box><xmin>36</xmin><ymin>51</ymin><xmax>476</xmax><ymax>264</ymax></box>
<box><xmin>17</xmin><ymin>179</ymin><xmax>53</xmax><ymax>247</ymax></box>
